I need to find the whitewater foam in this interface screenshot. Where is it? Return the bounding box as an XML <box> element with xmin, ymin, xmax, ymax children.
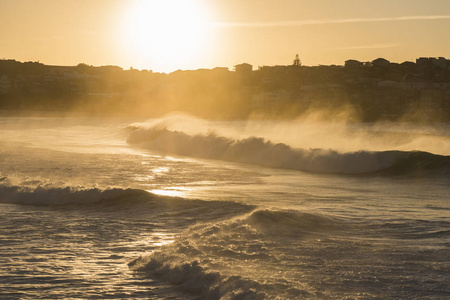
<box><xmin>127</xmin><ymin>126</ymin><xmax>450</xmax><ymax>175</ymax></box>
<box><xmin>128</xmin><ymin>209</ymin><xmax>346</xmax><ymax>298</ymax></box>
<box><xmin>1</xmin><ymin>116</ymin><xmax>448</xmax><ymax>299</ymax></box>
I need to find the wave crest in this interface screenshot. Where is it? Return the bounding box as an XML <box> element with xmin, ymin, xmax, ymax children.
<box><xmin>127</xmin><ymin>126</ymin><xmax>450</xmax><ymax>175</ymax></box>
<box><xmin>130</xmin><ymin>254</ymin><xmax>270</xmax><ymax>299</ymax></box>
<box><xmin>129</xmin><ymin>208</ymin><xmax>342</xmax><ymax>298</ymax></box>
<box><xmin>0</xmin><ymin>184</ymin><xmax>146</xmax><ymax>206</ymax></box>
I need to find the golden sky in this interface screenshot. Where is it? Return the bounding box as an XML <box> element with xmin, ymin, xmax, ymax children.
<box><xmin>1</xmin><ymin>0</ymin><xmax>450</xmax><ymax>73</ymax></box>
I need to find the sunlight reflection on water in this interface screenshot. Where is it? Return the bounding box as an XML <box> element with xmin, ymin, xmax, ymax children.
<box><xmin>149</xmin><ymin>187</ymin><xmax>189</xmax><ymax>197</ymax></box>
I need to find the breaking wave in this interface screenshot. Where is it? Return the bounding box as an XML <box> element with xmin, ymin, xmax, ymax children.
<box><xmin>0</xmin><ymin>180</ymin><xmax>254</xmax><ymax>224</ymax></box>
<box><xmin>0</xmin><ymin>184</ymin><xmax>146</xmax><ymax>206</ymax></box>
<box><xmin>130</xmin><ymin>256</ymin><xmax>272</xmax><ymax>300</ymax></box>
<box><xmin>126</xmin><ymin>126</ymin><xmax>450</xmax><ymax>175</ymax></box>
<box><xmin>129</xmin><ymin>209</ymin><xmax>344</xmax><ymax>299</ymax></box>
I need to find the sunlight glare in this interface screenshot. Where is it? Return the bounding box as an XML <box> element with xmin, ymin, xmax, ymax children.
<box><xmin>120</xmin><ymin>0</ymin><xmax>211</xmax><ymax>72</ymax></box>
<box><xmin>150</xmin><ymin>188</ymin><xmax>186</xmax><ymax>197</ymax></box>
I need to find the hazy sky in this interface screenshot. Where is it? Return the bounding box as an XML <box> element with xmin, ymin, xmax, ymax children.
<box><xmin>1</xmin><ymin>0</ymin><xmax>450</xmax><ymax>72</ymax></box>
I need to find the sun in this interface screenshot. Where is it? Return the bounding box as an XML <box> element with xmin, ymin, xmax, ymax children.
<box><xmin>120</xmin><ymin>0</ymin><xmax>212</xmax><ymax>72</ymax></box>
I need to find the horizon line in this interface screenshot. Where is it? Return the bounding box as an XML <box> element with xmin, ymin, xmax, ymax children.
<box><xmin>3</xmin><ymin>55</ymin><xmax>449</xmax><ymax>72</ymax></box>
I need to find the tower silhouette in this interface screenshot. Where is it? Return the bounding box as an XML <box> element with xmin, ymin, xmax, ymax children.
<box><xmin>293</xmin><ymin>54</ymin><xmax>301</xmax><ymax>66</ymax></box>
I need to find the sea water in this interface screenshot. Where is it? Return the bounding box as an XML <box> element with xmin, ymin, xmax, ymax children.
<box><xmin>0</xmin><ymin>114</ymin><xmax>449</xmax><ymax>299</ymax></box>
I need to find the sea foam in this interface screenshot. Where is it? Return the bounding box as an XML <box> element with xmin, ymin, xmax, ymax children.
<box><xmin>127</xmin><ymin>125</ymin><xmax>450</xmax><ymax>175</ymax></box>
<box><xmin>129</xmin><ymin>208</ymin><xmax>343</xmax><ymax>299</ymax></box>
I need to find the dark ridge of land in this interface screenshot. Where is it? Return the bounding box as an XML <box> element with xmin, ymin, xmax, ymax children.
<box><xmin>0</xmin><ymin>58</ymin><xmax>449</xmax><ymax>121</ymax></box>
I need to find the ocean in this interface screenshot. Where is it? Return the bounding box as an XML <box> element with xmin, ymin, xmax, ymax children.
<box><xmin>0</xmin><ymin>113</ymin><xmax>449</xmax><ymax>299</ymax></box>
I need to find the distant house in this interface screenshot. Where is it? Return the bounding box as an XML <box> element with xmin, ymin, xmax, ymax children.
<box><xmin>372</xmin><ymin>58</ymin><xmax>390</xmax><ymax>68</ymax></box>
<box><xmin>210</xmin><ymin>67</ymin><xmax>230</xmax><ymax>77</ymax></box>
<box><xmin>345</xmin><ymin>60</ymin><xmax>364</xmax><ymax>68</ymax></box>
<box><xmin>416</xmin><ymin>57</ymin><xmax>449</xmax><ymax>70</ymax></box>
<box><xmin>234</xmin><ymin>63</ymin><xmax>253</xmax><ymax>75</ymax></box>
<box><xmin>433</xmin><ymin>57</ymin><xmax>448</xmax><ymax>69</ymax></box>
<box><xmin>400</xmin><ymin>61</ymin><xmax>416</xmax><ymax>71</ymax></box>
<box><xmin>212</xmin><ymin>67</ymin><xmax>230</xmax><ymax>73</ymax></box>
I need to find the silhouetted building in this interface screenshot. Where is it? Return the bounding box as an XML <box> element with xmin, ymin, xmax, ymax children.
<box><xmin>293</xmin><ymin>54</ymin><xmax>301</xmax><ymax>66</ymax></box>
<box><xmin>416</xmin><ymin>57</ymin><xmax>450</xmax><ymax>70</ymax></box>
<box><xmin>212</xmin><ymin>67</ymin><xmax>230</xmax><ymax>73</ymax></box>
<box><xmin>1</xmin><ymin>57</ymin><xmax>450</xmax><ymax>121</ymax></box>
<box><xmin>372</xmin><ymin>58</ymin><xmax>390</xmax><ymax>68</ymax></box>
<box><xmin>234</xmin><ymin>63</ymin><xmax>253</xmax><ymax>75</ymax></box>
<box><xmin>400</xmin><ymin>61</ymin><xmax>416</xmax><ymax>72</ymax></box>
<box><xmin>345</xmin><ymin>60</ymin><xmax>364</xmax><ymax>68</ymax></box>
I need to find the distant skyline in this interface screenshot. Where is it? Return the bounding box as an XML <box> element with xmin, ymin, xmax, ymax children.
<box><xmin>2</xmin><ymin>0</ymin><xmax>450</xmax><ymax>73</ymax></box>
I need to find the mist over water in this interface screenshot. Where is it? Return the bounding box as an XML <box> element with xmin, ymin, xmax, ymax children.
<box><xmin>127</xmin><ymin>113</ymin><xmax>450</xmax><ymax>175</ymax></box>
<box><xmin>129</xmin><ymin>112</ymin><xmax>450</xmax><ymax>154</ymax></box>
<box><xmin>0</xmin><ymin>114</ymin><xmax>449</xmax><ymax>299</ymax></box>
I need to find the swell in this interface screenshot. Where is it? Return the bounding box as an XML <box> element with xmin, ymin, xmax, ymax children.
<box><xmin>129</xmin><ymin>208</ymin><xmax>450</xmax><ymax>298</ymax></box>
<box><xmin>0</xmin><ymin>183</ymin><xmax>147</xmax><ymax>206</ymax></box>
<box><xmin>373</xmin><ymin>150</ymin><xmax>450</xmax><ymax>176</ymax></box>
<box><xmin>0</xmin><ymin>181</ymin><xmax>254</xmax><ymax>223</ymax></box>
<box><xmin>129</xmin><ymin>209</ymin><xmax>343</xmax><ymax>299</ymax></box>
<box><xmin>126</xmin><ymin>126</ymin><xmax>450</xmax><ymax>176</ymax></box>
